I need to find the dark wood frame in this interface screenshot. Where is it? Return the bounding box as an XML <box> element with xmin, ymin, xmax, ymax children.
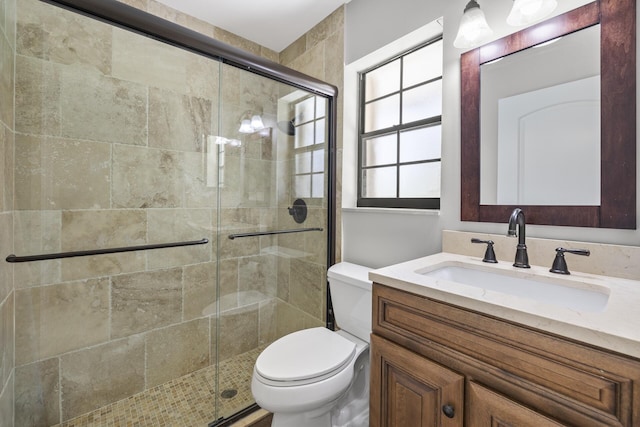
<box><xmin>460</xmin><ymin>0</ymin><xmax>636</xmax><ymax>229</ymax></box>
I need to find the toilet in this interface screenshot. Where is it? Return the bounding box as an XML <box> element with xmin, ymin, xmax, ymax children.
<box><xmin>251</xmin><ymin>262</ymin><xmax>372</xmax><ymax>427</ymax></box>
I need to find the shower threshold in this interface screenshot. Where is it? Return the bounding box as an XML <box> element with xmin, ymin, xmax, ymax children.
<box><xmin>52</xmin><ymin>346</ymin><xmax>266</xmax><ymax>427</ymax></box>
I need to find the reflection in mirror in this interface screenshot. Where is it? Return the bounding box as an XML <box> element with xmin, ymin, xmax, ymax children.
<box><xmin>460</xmin><ymin>0</ymin><xmax>636</xmax><ymax>229</ymax></box>
<box><xmin>480</xmin><ymin>25</ymin><xmax>601</xmax><ymax>205</ymax></box>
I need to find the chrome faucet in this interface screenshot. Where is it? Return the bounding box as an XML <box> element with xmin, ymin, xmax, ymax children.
<box><xmin>507</xmin><ymin>208</ymin><xmax>530</xmax><ymax>268</ymax></box>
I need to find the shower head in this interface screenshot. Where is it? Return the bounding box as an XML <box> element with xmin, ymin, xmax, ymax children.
<box><xmin>277</xmin><ymin>118</ymin><xmax>295</xmax><ymax>136</ymax></box>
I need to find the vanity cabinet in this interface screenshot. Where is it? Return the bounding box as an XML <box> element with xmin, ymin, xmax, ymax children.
<box><xmin>370</xmin><ymin>283</ymin><xmax>640</xmax><ymax>427</ymax></box>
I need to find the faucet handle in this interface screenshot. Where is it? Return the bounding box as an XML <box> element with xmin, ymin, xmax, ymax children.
<box><xmin>471</xmin><ymin>238</ymin><xmax>498</xmax><ymax>263</ymax></box>
<box><xmin>550</xmin><ymin>247</ymin><xmax>590</xmax><ymax>275</ymax></box>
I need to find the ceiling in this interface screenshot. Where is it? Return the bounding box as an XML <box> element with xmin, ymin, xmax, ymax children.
<box><xmin>154</xmin><ymin>0</ymin><xmax>351</xmax><ymax>53</ymax></box>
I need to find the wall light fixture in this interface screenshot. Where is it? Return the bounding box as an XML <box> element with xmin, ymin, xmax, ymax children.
<box><xmin>507</xmin><ymin>0</ymin><xmax>558</xmax><ymax>26</ymax></box>
<box><xmin>454</xmin><ymin>0</ymin><xmax>558</xmax><ymax>49</ymax></box>
<box><xmin>453</xmin><ymin>0</ymin><xmax>493</xmax><ymax>49</ymax></box>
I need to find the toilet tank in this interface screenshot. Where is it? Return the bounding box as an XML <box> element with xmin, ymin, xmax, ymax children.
<box><xmin>327</xmin><ymin>262</ymin><xmax>372</xmax><ymax>343</ymax></box>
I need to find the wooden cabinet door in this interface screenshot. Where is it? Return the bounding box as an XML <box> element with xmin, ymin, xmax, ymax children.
<box><xmin>467</xmin><ymin>381</ymin><xmax>567</xmax><ymax>427</ymax></box>
<box><xmin>370</xmin><ymin>334</ymin><xmax>464</xmax><ymax>427</ymax></box>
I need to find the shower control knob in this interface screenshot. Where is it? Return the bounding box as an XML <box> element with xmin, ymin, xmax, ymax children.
<box><xmin>442</xmin><ymin>404</ymin><xmax>455</xmax><ymax>418</ymax></box>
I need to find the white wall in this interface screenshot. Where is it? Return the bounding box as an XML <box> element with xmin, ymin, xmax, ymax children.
<box><xmin>341</xmin><ymin>0</ymin><xmax>639</xmax><ymax>269</ymax></box>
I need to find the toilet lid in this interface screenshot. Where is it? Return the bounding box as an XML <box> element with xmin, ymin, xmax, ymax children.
<box><xmin>255</xmin><ymin>327</ymin><xmax>356</xmax><ymax>383</ymax></box>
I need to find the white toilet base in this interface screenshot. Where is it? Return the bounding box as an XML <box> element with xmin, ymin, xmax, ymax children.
<box><xmin>271</xmin><ymin>406</ymin><xmax>332</xmax><ymax>427</ymax></box>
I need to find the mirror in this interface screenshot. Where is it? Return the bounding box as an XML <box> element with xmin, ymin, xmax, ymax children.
<box><xmin>480</xmin><ymin>25</ymin><xmax>600</xmax><ymax>206</ymax></box>
<box><xmin>461</xmin><ymin>0</ymin><xmax>636</xmax><ymax>228</ymax></box>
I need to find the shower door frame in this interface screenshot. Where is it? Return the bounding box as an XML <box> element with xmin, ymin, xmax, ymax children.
<box><xmin>37</xmin><ymin>0</ymin><xmax>338</xmax><ymax>423</ymax></box>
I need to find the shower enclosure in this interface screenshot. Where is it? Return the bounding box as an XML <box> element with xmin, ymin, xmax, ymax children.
<box><xmin>0</xmin><ymin>0</ymin><xmax>336</xmax><ymax>425</ymax></box>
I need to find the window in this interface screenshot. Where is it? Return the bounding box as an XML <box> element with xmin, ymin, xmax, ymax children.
<box><xmin>293</xmin><ymin>96</ymin><xmax>326</xmax><ymax>199</ymax></box>
<box><xmin>358</xmin><ymin>37</ymin><xmax>443</xmax><ymax>209</ymax></box>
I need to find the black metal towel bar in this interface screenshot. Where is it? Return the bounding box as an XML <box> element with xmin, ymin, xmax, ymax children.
<box><xmin>228</xmin><ymin>227</ymin><xmax>323</xmax><ymax>240</ymax></box>
<box><xmin>5</xmin><ymin>238</ymin><xmax>209</xmax><ymax>263</ymax></box>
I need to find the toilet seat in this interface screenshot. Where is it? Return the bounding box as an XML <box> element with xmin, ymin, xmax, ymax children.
<box><xmin>255</xmin><ymin>327</ymin><xmax>356</xmax><ymax>386</ymax></box>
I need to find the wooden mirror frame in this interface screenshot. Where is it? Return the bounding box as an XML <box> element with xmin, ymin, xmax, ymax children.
<box><xmin>460</xmin><ymin>0</ymin><xmax>636</xmax><ymax>229</ymax></box>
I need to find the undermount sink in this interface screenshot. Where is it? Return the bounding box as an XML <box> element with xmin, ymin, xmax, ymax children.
<box><xmin>420</xmin><ymin>265</ymin><xmax>609</xmax><ymax>312</ymax></box>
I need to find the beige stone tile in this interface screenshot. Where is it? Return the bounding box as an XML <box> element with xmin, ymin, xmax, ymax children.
<box><xmin>279</xmin><ymin>35</ymin><xmax>306</xmax><ymax>67</ymax></box>
<box><xmin>183</xmin><ymin>262</ymin><xmax>217</xmax><ymax>320</ymax></box>
<box><xmin>13</xmin><ymin>210</ymin><xmax>61</xmax><ymax>288</ymax></box>
<box><xmin>304</xmin><ymin>208</ymin><xmax>328</xmax><ymax>265</ymax></box>
<box><xmin>306</xmin><ymin>6</ymin><xmax>343</xmax><ymax>51</ymax></box>
<box><xmin>116</xmin><ymin>0</ymin><xmax>148</xmax><ymax>11</ymax></box>
<box><xmin>0</xmin><ymin>27</ymin><xmax>13</xmax><ymax>130</ymax></box>
<box><xmin>221</xmin><ymin>64</ymin><xmax>241</xmax><ymax>112</ymax></box>
<box><xmin>14</xmin><ymin>278</ymin><xmax>110</xmax><ymax>365</ymax></box>
<box><xmin>60</xmin><ymin>336</ymin><xmax>145</xmax><ymax>421</ymax></box>
<box><xmin>289</xmin><ymin>259</ymin><xmax>325</xmax><ymax>319</ymax></box>
<box><xmin>60</xmin><ymin>210</ymin><xmax>146</xmax><ymax>250</ymax></box>
<box><xmin>15</xmin><ymin>134</ymin><xmax>111</xmax><ymax>210</ymax></box>
<box><xmin>148</xmin><ymin>88</ymin><xmax>212</xmax><ymax>152</ymax></box>
<box><xmin>183</xmin><ymin>151</ymin><xmax>218</xmax><ymax>208</ymax></box>
<box><xmin>273</xmin><ymin>300</ymin><xmax>308</xmax><ymax>339</ymax></box>
<box><xmin>60</xmin><ymin>67</ymin><xmax>147</xmax><ymax>145</ymax></box>
<box><xmin>15</xmin><ymin>55</ymin><xmax>61</xmax><ymax>136</ymax></box>
<box><xmin>276</xmin><ymin>229</ymin><xmax>306</xmax><ymax>259</ymax></box>
<box><xmin>260</xmin><ymin>47</ymin><xmax>279</xmax><ymax>63</ymax></box>
<box><xmin>0</xmin><ymin>373</ymin><xmax>14</xmax><ymax>427</ymax></box>
<box><xmin>0</xmin><ymin>0</ymin><xmax>7</xmax><ymax>36</ymax></box>
<box><xmin>146</xmin><ymin>208</ymin><xmax>213</xmax><ymax>270</ymax></box>
<box><xmin>213</xmin><ymin>27</ymin><xmax>261</xmax><ymax>57</ymax></box>
<box><xmin>0</xmin><ymin>213</ymin><xmax>12</xmax><ymax>301</ymax></box>
<box><xmin>15</xmin><ymin>358</ymin><xmax>60</xmax><ymax>426</ymax></box>
<box><xmin>146</xmin><ymin>318</ymin><xmax>210</xmax><ymax>387</ymax></box>
<box><xmin>112</xmin><ymin>145</ymin><xmax>185</xmax><ymax>209</ymax></box>
<box><xmin>287</xmin><ymin>42</ymin><xmax>325</xmax><ymax>82</ymax></box>
<box><xmin>4</xmin><ymin>0</ymin><xmax>15</xmax><ymax>52</ymax></box>
<box><xmin>2</xmin><ymin>125</ymin><xmax>14</xmax><ymax>212</ymax></box>
<box><xmin>220</xmin><ymin>157</ymin><xmax>274</xmax><ymax>209</ymax></box>
<box><xmin>218</xmin><ymin>258</ymin><xmax>239</xmax><ymax>313</ymax></box>
<box><xmin>276</xmin><ymin>256</ymin><xmax>290</xmax><ymax>302</ymax></box>
<box><xmin>258</xmin><ymin>298</ymin><xmax>277</xmax><ymax>346</ymax></box>
<box><xmin>325</xmin><ymin>30</ymin><xmax>345</xmax><ymax>91</ymax></box>
<box><xmin>173</xmin><ymin>12</ymin><xmax>216</xmax><ymax>39</ymax></box>
<box><xmin>59</xmin><ymin>210</ymin><xmax>147</xmax><ymax>281</ymax></box>
<box><xmin>216</xmin><ymin>303</ymin><xmax>259</xmax><ymax>361</ymax></box>
<box><xmin>146</xmin><ymin>0</ymin><xmax>179</xmax><ymax>23</ymax></box>
<box><xmin>186</xmin><ymin>53</ymin><xmax>220</xmax><ymax>100</ymax></box>
<box><xmin>111</xmin><ymin>268</ymin><xmax>183</xmax><ymax>338</ymax></box>
<box><xmin>0</xmin><ymin>292</ymin><xmax>13</xmax><ymax>387</ymax></box>
<box><xmin>112</xmin><ymin>26</ymin><xmax>189</xmax><ymax>94</ymax></box>
<box><xmin>218</xmin><ymin>154</ymin><xmax>244</xmax><ymax>208</ymax></box>
<box><xmin>217</xmin><ymin>210</ymin><xmax>262</xmax><ymax>260</ymax></box>
<box><xmin>238</xmin><ymin>255</ymin><xmax>277</xmax><ymax>298</ymax></box>
<box><xmin>17</xmin><ymin>0</ymin><xmax>112</xmax><ymax>74</ymax></box>
<box><xmin>238</xmin><ymin>72</ymin><xmax>279</xmax><ymax>115</ymax></box>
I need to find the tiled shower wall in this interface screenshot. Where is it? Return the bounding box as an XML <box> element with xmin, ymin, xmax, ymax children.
<box><xmin>280</xmin><ymin>7</ymin><xmax>345</xmax><ymax>264</ymax></box>
<box><xmin>0</xmin><ymin>0</ymin><xmax>16</xmax><ymax>423</ymax></box>
<box><xmin>7</xmin><ymin>0</ymin><xmax>330</xmax><ymax>425</ymax></box>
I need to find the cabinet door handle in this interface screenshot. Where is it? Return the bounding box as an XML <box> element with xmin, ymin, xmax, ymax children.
<box><xmin>442</xmin><ymin>404</ymin><xmax>455</xmax><ymax>418</ymax></box>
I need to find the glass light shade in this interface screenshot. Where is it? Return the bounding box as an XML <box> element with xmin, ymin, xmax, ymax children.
<box><xmin>238</xmin><ymin>119</ymin><xmax>253</xmax><ymax>133</ymax></box>
<box><xmin>453</xmin><ymin>0</ymin><xmax>493</xmax><ymax>49</ymax></box>
<box><xmin>507</xmin><ymin>0</ymin><xmax>557</xmax><ymax>26</ymax></box>
<box><xmin>250</xmin><ymin>115</ymin><xmax>264</xmax><ymax>130</ymax></box>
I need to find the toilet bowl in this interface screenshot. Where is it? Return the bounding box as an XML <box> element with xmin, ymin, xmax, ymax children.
<box><xmin>251</xmin><ymin>262</ymin><xmax>372</xmax><ymax>427</ymax></box>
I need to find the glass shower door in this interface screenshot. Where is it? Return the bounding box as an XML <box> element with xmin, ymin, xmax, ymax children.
<box><xmin>214</xmin><ymin>63</ymin><xmax>331</xmax><ymax>419</ymax></box>
<box><xmin>12</xmin><ymin>1</ymin><xmax>224</xmax><ymax>424</ymax></box>
<box><xmin>10</xmin><ymin>1</ymin><xmax>335</xmax><ymax>425</ymax></box>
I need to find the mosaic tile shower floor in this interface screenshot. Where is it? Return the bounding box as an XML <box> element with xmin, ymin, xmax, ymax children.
<box><xmin>53</xmin><ymin>346</ymin><xmax>266</xmax><ymax>427</ymax></box>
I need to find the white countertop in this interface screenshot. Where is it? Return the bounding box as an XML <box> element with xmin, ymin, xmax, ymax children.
<box><xmin>369</xmin><ymin>252</ymin><xmax>640</xmax><ymax>359</ymax></box>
